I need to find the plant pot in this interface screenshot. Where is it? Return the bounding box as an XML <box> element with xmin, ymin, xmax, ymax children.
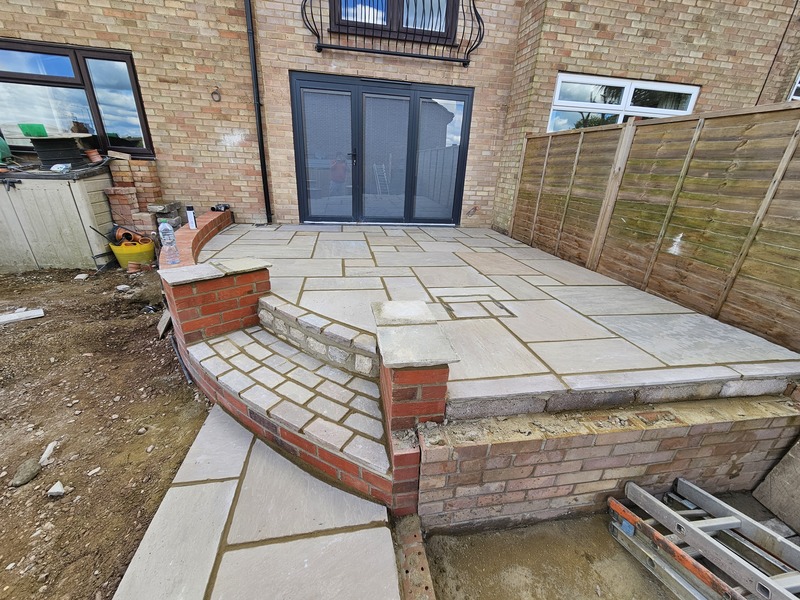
<box><xmin>85</xmin><ymin>149</ymin><xmax>103</xmax><ymax>163</ymax></box>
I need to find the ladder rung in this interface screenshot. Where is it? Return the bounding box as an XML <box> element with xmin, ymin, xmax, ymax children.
<box><xmin>771</xmin><ymin>571</ymin><xmax>800</xmax><ymax>593</ymax></box>
<box><xmin>694</xmin><ymin>516</ymin><xmax>741</xmax><ymax>532</ymax></box>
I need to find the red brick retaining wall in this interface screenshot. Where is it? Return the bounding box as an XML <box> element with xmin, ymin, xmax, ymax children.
<box><xmin>417</xmin><ymin>398</ymin><xmax>800</xmax><ymax>531</ymax></box>
<box><xmin>172</xmin><ymin>210</ymin><xmax>234</xmax><ymax>265</ymax></box>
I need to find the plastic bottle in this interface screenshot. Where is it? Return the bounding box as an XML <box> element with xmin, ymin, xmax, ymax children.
<box><xmin>158</xmin><ymin>220</ymin><xmax>180</xmax><ymax>265</ymax></box>
<box><xmin>186</xmin><ymin>205</ymin><xmax>197</xmax><ymax>229</ymax></box>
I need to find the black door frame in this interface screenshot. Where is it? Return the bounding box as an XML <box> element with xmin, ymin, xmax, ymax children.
<box><xmin>289</xmin><ymin>71</ymin><xmax>473</xmax><ymax>225</ymax></box>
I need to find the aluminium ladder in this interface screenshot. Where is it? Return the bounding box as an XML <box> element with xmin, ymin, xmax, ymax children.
<box><xmin>609</xmin><ymin>478</ymin><xmax>800</xmax><ymax>600</ymax></box>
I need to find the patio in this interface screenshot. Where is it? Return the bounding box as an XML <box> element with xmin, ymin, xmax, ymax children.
<box><xmin>195</xmin><ymin>223</ymin><xmax>800</xmax><ymax>422</ymax></box>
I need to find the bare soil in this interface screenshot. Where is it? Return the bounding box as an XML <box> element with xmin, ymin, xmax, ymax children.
<box><xmin>0</xmin><ymin>269</ymin><xmax>207</xmax><ymax>600</ymax></box>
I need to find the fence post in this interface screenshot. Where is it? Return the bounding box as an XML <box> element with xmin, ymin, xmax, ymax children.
<box><xmin>554</xmin><ymin>131</ymin><xmax>585</xmax><ymax>256</ymax></box>
<box><xmin>711</xmin><ymin>115</ymin><xmax>800</xmax><ymax>317</ymax></box>
<box><xmin>586</xmin><ymin>122</ymin><xmax>636</xmax><ymax>271</ymax></box>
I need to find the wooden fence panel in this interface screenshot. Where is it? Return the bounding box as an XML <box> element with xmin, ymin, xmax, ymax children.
<box><xmin>557</xmin><ymin>128</ymin><xmax>619</xmax><ymax>266</ymax></box>
<box><xmin>646</xmin><ymin>110</ymin><xmax>799</xmax><ymax>314</ymax></box>
<box><xmin>510</xmin><ymin>137</ymin><xmax>548</xmax><ymax>243</ymax></box>
<box><xmin>509</xmin><ymin>103</ymin><xmax>800</xmax><ymax>352</ymax></box>
<box><xmin>597</xmin><ymin>121</ymin><xmax>698</xmax><ymax>287</ymax></box>
<box><xmin>532</xmin><ymin>134</ymin><xmax>581</xmax><ymax>254</ymax></box>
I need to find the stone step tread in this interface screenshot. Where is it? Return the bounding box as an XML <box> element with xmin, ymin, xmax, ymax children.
<box><xmin>188</xmin><ymin>326</ymin><xmax>389</xmax><ymax>476</ymax></box>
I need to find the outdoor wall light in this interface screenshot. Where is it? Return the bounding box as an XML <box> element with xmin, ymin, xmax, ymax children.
<box><xmin>211</xmin><ymin>86</ymin><xmax>222</xmax><ymax>102</ymax></box>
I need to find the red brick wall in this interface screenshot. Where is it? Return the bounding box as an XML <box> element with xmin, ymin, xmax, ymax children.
<box><xmin>379</xmin><ymin>364</ymin><xmax>449</xmax><ymax>431</ymax></box>
<box><xmin>417</xmin><ymin>398</ymin><xmax>800</xmax><ymax>530</ymax></box>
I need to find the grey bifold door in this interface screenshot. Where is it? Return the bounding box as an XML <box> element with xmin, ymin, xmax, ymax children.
<box><xmin>290</xmin><ymin>72</ymin><xmax>473</xmax><ymax>224</ymax></box>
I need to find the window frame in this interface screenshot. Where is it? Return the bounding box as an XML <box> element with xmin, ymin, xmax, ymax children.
<box><xmin>788</xmin><ymin>70</ymin><xmax>800</xmax><ymax>101</ymax></box>
<box><xmin>0</xmin><ymin>38</ymin><xmax>154</xmax><ymax>158</ymax></box>
<box><xmin>548</xmin><ymin>73</ymin><xmax>700</xmax><ymax>132</ymax></box>
<box><xmin>330</xmin><ymin>0</ymin><xmax>458</xmax><ymax>45</ymax></box>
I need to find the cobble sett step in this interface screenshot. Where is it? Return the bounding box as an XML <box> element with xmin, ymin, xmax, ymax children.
<box><xmin>188</xmin><ymin>326</ymin><xmax>390</xmax><ymax>475</ymax></box>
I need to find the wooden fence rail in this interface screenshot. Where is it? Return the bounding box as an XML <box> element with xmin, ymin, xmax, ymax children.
<box><xmin>510</xmin><ymin>103</ymin><xmax>800</xmax><ymax>352</ymax></box>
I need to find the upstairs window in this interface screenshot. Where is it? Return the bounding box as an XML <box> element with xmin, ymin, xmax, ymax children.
<box><xmin>332</xmin><ymin>0</ymin><xmax>457</xmax><ymax>44</ymax></box>
<box><xmin>548</xmin><ymin>73</ymin><xmax>700</xmax><ymax>132</ymax></box>
<box><xmin>789</xmin><ymin>71</ymin><xmax>800</xmax><ymax>101</ymax></box>
<box><xmin>0</xmin><ymin>38</ymin><xmax>153</xmax><ymax>157</ymax></box>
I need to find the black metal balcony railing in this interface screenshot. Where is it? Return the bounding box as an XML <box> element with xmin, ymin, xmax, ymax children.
<box><xmin>301</xmin><ymin>0</ymin><xmax>484</xmax><ymax>66</ymax></box>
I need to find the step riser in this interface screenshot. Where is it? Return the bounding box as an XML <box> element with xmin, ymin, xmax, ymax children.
<box><xmin>259</xmin><ymin>302</ymin><xmax>379</xmax><ymax>379</ymax></box>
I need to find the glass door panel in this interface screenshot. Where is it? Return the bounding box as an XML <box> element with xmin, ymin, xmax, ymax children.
<box><xmin>363</xmin><ymin>93</ymin><xmax>410</xmax><ymax>220</ymax></box>
<box><xmin>300</xmin><ymin>88</ymin><xmax>354</xmax><ymax>219</ymax></box>
<box><xmin>412</xmin><ymin>97</ymin><xmax>464</xmax><ymax>221</ymax></box>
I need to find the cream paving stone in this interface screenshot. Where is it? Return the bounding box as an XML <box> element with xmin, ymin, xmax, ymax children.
<box><xmin>562</xmin><ymin>366</ymin><xmax>742</xmax><ymax>391</ymax></box>
<box><xmin>304</xmin><ymin>276</ymin><xmax>383</xmax><ymax>290</ymax></box>
<box><xmin>596</xmin><ymin>313</ymin><xmax>800</xmax><ymax>366</ymax></box>
<box><xmin>528</xmin><ymin>338</ymin><xmax>665</xmax><ymax>374</ymax></box>
<box><xmin>225</xmin><ymin>330</ymin><xmax>255</xmax><ymax>346</ymax></box>
<box><xmin>308</xmin><ymin>396</ymin><xmax>349</xmax><ymax>420</ymax></box>
<box><xmin>414</xmin><ymin>266</ymin><xmax>494</xmax><ymax>287</ymax></box>
<box><xmin>269</xmin><ymin>401</ymin><xmax>314</xmax><ymax>430</ymax></box>
<box><xmin>440</xmin><ymin>319</ymin><xmax>548</xmax><ymax>380</ymax></box>
<box><xmin>457</xmin><ymin>237</ymin><xmax>510</xmax><ymax>248</ymax></box>
<box><xmin>265</xmin><ymin>355</ymin><xmax>293</xmax><ymax>373</ymax></box>
<box><xmin>375</xmin><ymin>251</ymin><xmax>467</xmax><ymax>267</ymax></box>
<box><xmin>366</xmin><ymin>235</ymin><xmax>419</xmax><ymax>246</ymax></box>
<box><xmin>457</xmin><ymin>252</ymin><xmax>539</xmax><ymax>275</ymax></box>
<box><xmin>300</xmin><ymin>289</ymin><xmax>388</xmax><ymax>332</ymax></box>
<box><xmin>318</xmin><ymin>231</ymin><xmax>367</xmax><ymax>240</ymax></box>
<box><xmin>350</xmin><ymin>396</ymin><xmax>382</xmax><ymax>419</ymax></box>
<box><xmin>313</xmin><ymin>240</ymin><xmax>372</xmax><ymax>258</ymax></box>
<box><xmin>500</xmin><ymin>300</ymin><xmax>615</xmax><ymax>342</ymax></box>
<box><xmin>288</xmin><ymin>367</ymin><xmax>322</xmax><ymax>388</ymax></box>
<box><xmin>373</xmin><ymin>246</ymin><xmax>398</xmax><ymax>252</ymax></box>
<box><xmin>159</xmin><ymin>263</ymin><xmax>223</xmax><ymax>286</ymax></box>
<box><xmin>240</xmin><ymin>230</ymin><xmax>296</xmax><ymax>240</ymax></box>
<box><xmin>243</xmin><ymin>342</ymin><xmax>272</xmax><ymax>360</ymax></box>
<box><xmin>344</xmin><ymin>413</ymin><xmax>384</xmax><ymax>439</ymax></box>
<box><xmin>417</xmin><ymin>241</ymin><xmax>471</xmax><ymax>252</ymax></box>
<box><xmin>346</xmin><ymin>258</ymin><xmax>376</xmax><ymax>266</ymax></box>
<box><xmin>267</xmin><ymin>258</ymin><xmax>343</xmax><ymax>277</ymax></box>
<box><xmin>251</xmin><ymin>366</ymin><xmax>285</xmax><ymax>388</ymax></box>
<box><xmin>427</xmin><ymin>286</ymin><xmax>514</xmax><ymax>300</ymax></box>
<box><xmin>251</xmin><ymin>328</ymin><xmax>279</xmax><ymax>345</ymax></box>
<box><xmin>187</xmin><ymin>342</ymin><xmax>215</xmax><ymax>362</ymax></box>
<box><xmin>447</xmin><ymin>374</ymin><xmax>565</xmax><ymax>398</ymax></box>
<box><xmin>546</xmin><ymin>285</ymin><xmax>694</xmax><ymax>315</ymax></box>
<box><xmin>346</xmin><ymin>266</ymin><xmax>414</xmax><ymax>277</ymax></box>
<box><xmin>489</xmin><ymin>275</ymin><xmax>551</xmax><ymax>300</ymax></box>
<box><xmin>427</xmin><ymin>303</ymin><xmax>452</xmax><ymax>320</ymax></box>
<box><xmin>729</xmin><ymin>361</ymin><xmax>800</xmax><ymax>378</ymax></box>
<box><xmin>268</xmin><ymin>277</ymin><xmax>305</xmax><ymax>303</ymax></box>
<box><xmin>275</xmin><ymin>381</ymin><xmax>314</xmax><ymax>404</ymax></box>
<box><xmin>304</xmin><ymin>418</ymin><xmax>354</xmax><ymax>450</ymax></box>
<box><xmin>229</xmin><ymin>353</ymin><xmax>260</xmax><ymax>373</ymax></box>
<box><xmin>497</xmin><ymin>246</ymin><xmax>559</xmax><ymax>260</ymax></box>
<box><xmin>522</xmin><ymin>260</ymin><xmax>624</xmax><ymax>285</ymax></box>
<box><xmin>293</xmin><ymin>352</ymin><xmax>324</xmax><ymax>371</ymax></box>
<box><xmin>377</xmin><ymin>324</ymin><xmax>460</xmax><ymax>369</ymax></box>
<box><xmin>270</xmin><ymin>340</ymin><xmax>300</xmax><ymax>358</ymax></box>
<box><xmin>173</xmin><ymin>406</ymin><xmax>252</xmax><ymax>483</ymax></box>
<box><xmin>450</xmin><ymin>302</ymin><xmax>490</xmax><ymax>318</ymax></box>
<box><xmin>241</xmin><ymin>385</ymin><xmax>282</xmax><ymax>413</ymax></box>
<box><xmin>384</xmin><ymin>276</ymin><xmax>432</xmax><ymax>301</ymax></box>
<box><xmin>196</xmin><ymin>250</ymin><xmax>216</xmax><ymax>261</ymax></box>
<box><xmin>201</xmin><ymin>356</ymin><xmax>232</xmax><ymax>377</ymax></box>
<box><xmin>348</xmin><ymin>377</ymin><xmax>380</xmax><ymax>398</ymax></box>
<box><xmin>211</xmin><ymin>340</ymin><xmax>239</xmax><ymax>358</ymax></box>
<box><xmin>317</xmin><ymin>365</ymin><xmax>352</xmax><ymax>384</ymax></box>
<box><xmin>521</xmin><ymin>275</ymin><xmax>563</xmax><ymax>286</ymax></box>
<box><xmin>344</xmin><ymin>436</ymin><xmax>391</xmax><ymax>473</ymax></box>
<box><xmin>372</xmin><ymin>300</ymin><xmax>436</xmax><ymax>326</ymax></box>
<box><xmin>214</xmin><ymin>245</ymin><xmax>313</xmax><ymax>259</ymax></box>
<box><xmin>440</xmin><ymin>295</ymin><xmax>492</xmax><ymax>303</ymax></box>
<box><xmin>200</xmin><ymin>233</ymin><xmax>242</xmax><ymax>251</ymax></box>
<box><xmin>218</xmin><ymin>370</ymin><xmax>255</xmax><ymax>394</ymax></box>
<box><xmin>279</xmin><ymin>224</ymin><xmax>342</xmax><ymax>231</ymax></box>
<box><xmin>318</xmin><ymin>380</ymin><xmax>356</xmax><ymax>403</ymax></box>
<box><xmin>113</xmin><ymin>480</ymin><xmax>237</xmax><ymax>600</ymax></box>
<box><xmin>212</xmin><ymin>528</ymin><xmax>399</xmax><ymax>600</ymax></box>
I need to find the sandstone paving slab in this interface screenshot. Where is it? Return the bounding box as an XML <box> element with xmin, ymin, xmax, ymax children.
<box><xmin>528</xmin><ymin>338</ymin><xmax>665</xmax><ymax>374</ymax></box>
<box><xmin>308</xmin><ymin>396</ymin><xmax>349</xmax><ymax>421</ymax></box>
<box><xmin>214</xmin><ymin>244</ymin><xmax>313</xmax><ymax>259</ymax></box>
<box><xmin>173</xmin><ymin>406</ymin><xmax>252</xmax><ymax>483</ymax></box>
<box><xmin>313</xmin><ymin>240</ymin><xmax>372</xmax><ymax>258</ymax></box>
<box><xmin>187</xmin><ymin>342</ymin><xmax>215</xmax><ymax>362</ymax></box>
<box><xmin>522</xmin><ymin>260</ymin><xmax>624</xmax><ymax>285</ymax></box>
<box><xmin>500</xmin><ymin>300</ymin><xmax>615</xmax><ymax>342</ymax></box>
<box><xmin>344</xmin><ymin>413</ymin><xmax>384</xmax><ymax>439</ymax></box>
<box><xmin>520</xmin><ymin>275</ymin><xmax>563</xmax><ymax>286</ymax></box>
<box><xmin>729</xmin><ymin>361</ymin><xmax>800</xmax><ymax>378</ymax></box>
<box><xmin>375</xmin><ymin>251</ymin><xmax>466</xmax><ymax>267</ymax></box>
<box><xmin>488</xmin><ymin>275</ymin><xmax>550</xmax><ymax>300</ymax></box>
<box><xmin>372</xmin><ymin>300</ymin><xmax>436</xmax><ymax>326</ymax></box>
<box><xmin>417</xmin><ymin>241</ymin><xmax>471</xmax><ymax>252</ymax></box>
<box><xmin>158</xmin><ymin>263</ymin><xmax>222</xmax><ymax>286</ymax></box>
<box><xmin>595</xmin><ymin>313</ymin><xmax>800</xmax><ymax>366</ymax></box>
<box><xmin>241</xmin><ymin>385</ymin><xmax>282</xmax><ymax>413</ymax></box>
<box><xmin>304</xmin><ymin>276</ymin><xmax>383</xmax><ymax>290</ymax></box>
<box><xmin>300</xmin><ymin>289</ymin><xmax>388</xmax><ymax>332</ymax></box>
<box><xmin>212</xmin><ymin>528</ymin><xmax>400</xmax><ymax>600</ymax></box>
<box><xmin>346</xmin><ymin>266</ymin><xmax>414</xmax><ymax>277</ymax></box>
<box><xmin>227</xmin><ymin>441</ymin><xmax>386</xmax><ymax>544</ymax></box>
<box><xmin>496</xmin><ymin>246</ymin><xmax>560</xmax><ymax>260</ymax></box>
<box><xmin>427</xmin><ymin>286</ymin><xmax>514</xmax><ymax>301</ymax></box>
<box><xmin>441</xmin><ymin>318</ymin><xmax>548</xmax><ymax>380</ymax></box>
<box><xmin>113</xmin><ymin>480</ymin><xmax>237</xmax><ymax>600</ymax></box>
<box><xmin>447</xmin><ymin>374</ymin><xmax>565</xmax><ymax>399</ymax></box>
<box><xmin>545</xmin><ymin>285</ymin><xmax>694</xmax><ymax>315</ymax></box>
<box><xmin>377</xmin><ymin>324</ymin><xmax>459</xmax><ymax>368</ymax></box>
<box><xmin>269</xmin><ymin>401</ymin><xmax>314</xmax><ymax>430</ymax></box>
<box><xmin>457</xmin><ymin>251</ymin><xmax>539</xmax><ymax>275</ymax></box>
<box><xmin>267</xmin><ymin>258</ymin><xmax>343</xmax><ymax>277</ymax></box>
<box><xmin>450</xmin><ymin>302</ymin><xmax>490</xmax><ymax>318</ymax></box>
<box><xmin>562</xmin><ymin>365</ymin><xmax>742</xmax><ymax>391</ymax></box>
<box><xmin>304</xmin><ymin>418</ymin><xmax>354</xmax><ymax>450</ymax></box>
<box><xmin>344</xmin><ymin>436</ymin><xmax>391</xmax><ymax>473</ymax></box>
<box><xmin>268</xmin><ymin>276</ymin><xmax>304</xmax><ymax>303</ymax></box>
<box><xmin>384</xmin><ymin>276</ymin><xmax>432</xmax><ymax>301</ymax></box>
<box><xmin>200</xmin><ymin>233</ymin><xmax>242</xmax><ymax>251</ymax></box>
<box><xmin>414</xmin><ymin>266</ymin><xmax>494</xmax><ymax>287</ymax></box>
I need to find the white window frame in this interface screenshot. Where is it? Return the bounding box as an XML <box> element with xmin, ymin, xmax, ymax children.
<box><xmin>548</xmin><ymin>73</ymin><xmax>700</xmax><ymax>132</ymax></box>
<box><xmin>788</xmin><ymin>70</ymin><xmax>800</xmax><ymax>101</ymax></box>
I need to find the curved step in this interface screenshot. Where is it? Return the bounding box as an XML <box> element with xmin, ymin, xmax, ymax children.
<box><xmin>258</xmin><ymin>295</ymin><xmax>379</xmax><ymax>378</ymax></box>
<box><xmin>185</xmin><ymin>326</ymin><xmax>392</xmax><ymax>501</ymax></box>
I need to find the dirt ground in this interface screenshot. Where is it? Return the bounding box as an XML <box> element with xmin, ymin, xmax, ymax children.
<box><xmin>426</xmin><ymin>513</ymin><xmax>673</xmax><ymax>600</ymax></box>
<box><xmin>0</xmin><ymin>268</ymin><xmax>208</xmax><ymax>600</ymax></box>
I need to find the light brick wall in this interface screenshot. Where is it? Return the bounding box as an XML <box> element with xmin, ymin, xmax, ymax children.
<box><xmin>417</xmin><ymin>398</ymin><xmax>800</xmax><ymax>531</ymax></box>
<box><xmin>492</xmin><ymin>0</ymin><xmax>800</xmax><ymax>232</ymax></box>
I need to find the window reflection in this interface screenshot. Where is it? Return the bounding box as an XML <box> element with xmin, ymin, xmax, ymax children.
<box><xmin>0</xmin><ymin>49</ymin><xmax>74</xmax><ymax>77</ymax></box>
<box><xmin>86</xmin><ymin>59</ymin><xmax>144</xmax><ymax>147</ymax></box>
<box><xmin>558</xmin><ymin>83</ymin><xmax>624</xmax><ymax>105</ymax></box>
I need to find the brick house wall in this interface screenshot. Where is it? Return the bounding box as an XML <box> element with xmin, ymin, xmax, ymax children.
<box><xmin>4</xmin><ymin>1</ymin><xmax>800</xmax><ymax>226</ymax></box>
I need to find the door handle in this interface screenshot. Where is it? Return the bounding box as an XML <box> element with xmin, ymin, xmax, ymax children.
<box><xmin>347</xmin><ymin>148</ymin><xmax>357</xmax><ymax>167</ymax></box>
<box><xmin>3</xmin><ymin>179</ymin><xmax>22</xmax><ymax>192</ymax></box>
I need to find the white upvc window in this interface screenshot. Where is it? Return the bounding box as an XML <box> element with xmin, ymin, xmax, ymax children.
<box><xmin>548</xmin><ymin>73</ymin><xmax>700</xmax><ymax>132</ymax></box>
<box><xmin>789</xmin><ymin>71</ymin><xmax>800</xmax><ymax>101</ymax></box>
